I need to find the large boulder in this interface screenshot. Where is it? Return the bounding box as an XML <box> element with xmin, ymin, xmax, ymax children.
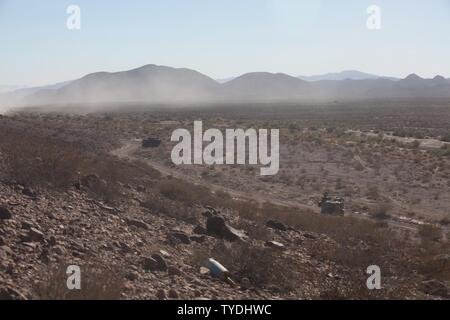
<box><xmin>206</xmin><ymin>216</ymin><xmax>246</xmax><ymax>242</ymax></box>
<box><xmin>266</xmin><ymin>220</ymin><xmax>287</xmax><ymax>232</ymax></box>
<box><xmin>142</xmin><ymin>138</ymin><xmax>161</xmax><ymax>148</ymax></box>
<box><xmin>168</xmin><ymin>231</ymin><xmax>191</xmax><ymax>245</ymax></box>
<box><xmin>0</xmin><ymin>206</ymin><xmax>12</xmax><ymax>220</ymax></box>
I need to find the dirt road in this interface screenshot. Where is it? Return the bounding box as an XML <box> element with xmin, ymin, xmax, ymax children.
<box><xmin>111</xmin><ymin>140</ymin><xmax>318</xmax><ymax>212</ymax></box>
<box><xmin>112</xmin><ymin>140</ymin><xmax>444</xmax><ymax>234</ymax></box>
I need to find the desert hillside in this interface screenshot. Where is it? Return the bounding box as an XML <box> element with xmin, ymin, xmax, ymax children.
<box><xmin>1</xmin><ymin>101</ymin><xmax>449</xmax><ymax>300</ymax></box>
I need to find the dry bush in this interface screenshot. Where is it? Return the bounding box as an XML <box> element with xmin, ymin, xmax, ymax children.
<box><xmin>0</xmin><ymin>127</ymin><xmax>159</xmax><ymax>204</ymax></box>
<box><xmin>258</xmin><ymin>201</ymin><xmax>393</xmax><ymax>246</ymax></box>
<box><xmin>226</xmin><ymin>199</ymin><xmax>260</xmax><ymax>220</ymax></box>
<box><xmin>318</xmin><ymin>275</ymin><xmax>412</xmax><ymax>300</ymax></box>
<box><xmin>35</xmin><ymin>262</ymin><xmax>124</xmax><ymax>300</ymax></box>
<box><xmin>369</xmin><ymin>202</ymin><xmax>392</xmax><ymax>220</ymax></box>
<box><xmin>418</xmin><ymin>224</ymin><xmax>443</xmax><ymax>243</ymax></box>
<box><xmin>0</xmin><ymin>130</ymin><xmax>88</xmax><ymax>188</ymax></box>
<box><xmin>159</xmin><ymin>178</ymin><xmax>208</xmax><ymax>205</ymax></box>
<box><xmin>234</xmin><ymin>220</ymin><xmax>270</xmax><ymax>241</ymax></box>
<box><xmin>438</xmin><ymin>217</ymin><xmax>450</xmax><ymax>226</ymax></box>
<box><xmin>366</xmin><ymin>185</ymin><xmax>380</xmax><ymax>200</ymax></box>
<box><xmin>141</xmin><ymin>194</ymin><xmax>197</xmax><ymax>223</ymax></box>
<box><xmin>157</xmin><ymin>177</ymin><xmax>260</xmax><ymax>218</ymax></box>
<box><xmin>195</xmin><ymin>241</ymin><xmax>298</xmax><ymax>293</ymax></box>
<box><xmin>417</xmin><ymin>244</ymin><xmax>450</xmax><ymax>282</ymax></box>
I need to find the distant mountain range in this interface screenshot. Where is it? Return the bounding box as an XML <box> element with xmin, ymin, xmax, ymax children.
<box><xmin>2</xmin><ymin>65</ymin><xmax>450</xmax><ymax>107</ymax></box>
<box><xmin>298</xmin><ymin>70</ymin><xmax>399</xmax><ymax>82</ymax></box>
<box><xmin>0</xmin><ymin>85</ymin><xmax>28</xmax><ymax>94</ymax></box>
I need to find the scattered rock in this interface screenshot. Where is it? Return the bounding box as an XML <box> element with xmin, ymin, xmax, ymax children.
<box><xmin>200</xmin><ymin>267</ymin><xmax>210</xmax><ymax>275</ymax></box>
<box><xmin>206</xmin><ymin>216</ymin><xmax>246</xmax><ymax>242</ymax></box>
<box><xmin>432</xmin><ymin>254</ymin><xmax>450</xmax><ymax>271</ymax></box>
<box><xmin>303</xmin><ymin>232</ymin><xmax>317</xmax><ymax>240</ymax></box>
<box><xmin>168</xmin><ymin>289</ymin><xmax>179</xmax><ymax>299</ymax></box>
<box><xmin>190</xmin><ymin>235</ymin><xmax>205</xmax><ymax>243</ymax></box>
<box><xmin>0</xmin><ymin>286</ymin><xmax>27</xmax><ymax>300</ymax></box>
<box><xmin>125</xmin><ymin>218</ymin><xmax>149</xmax><ymax>230</ymax></box>
<box><xmin>21</xmin><ymin>221</ymin><xmax>33</xmax><ymax>230</ymax></box>
<box><xmin>265</xmin><ymin>240</ymin><xmax>286</xmax><ymax>250</ymax></box>
<box><xmin>22</xmin><ymin>187</ymin><xmax>37</xmax><ymax>198</ymax></box>
<box><xmin>78</xmin><ymin>174</ymin><xmax>106</xmax><ymax>190</ymax></box>
<box><xmin>100</xmin><ymin>204</ymin><xmax>117</xmax><ymax>214</ymax></box>
<box><xmin>29</xmin><ymin>227</ymin><xmax>45</xmax><ymax>242</ymax></box>
<box><xmin>21</xmin><ymin>227</ymin><xmax>45</xmax><ymax>243</ymax></box>
<box><xmin>159</xmin><ymin>249</ymin><xmax>171</xmax><ymax>258</ymax></box>
<box><xmin>142</xmin><ymin>137</ymin><xmax>161</xmax><ymax>148</ymax></box>
<box><xmin>193</xmin><ymin>225</ymin><xmax>208</xmax><ymax>235</ymax></box>
<box><xmin>202</xmin><ymin>211</ymin><xmax>214</xmax><ymax>219</ymax></box>
<box><xmin>266</xmin><ymin>220</ymin><xmax>287</xmax><ymax>232</ymax></box>
<box><xmin>136</xmin><ymin>185</ymin><xmax>146</xmax><ymax>192</ymax></box>
<box><xmin>39</xmin><ymin>248</ymin><xmax>50</xmax><ymax>263</ymax></box>
<box><xmin>169</xmin><ymin>231</ymin><xmax>191</xmax><ymax>245</ymax></box>
<box><xmin>156</xmin><ymin>289</ymin><xmax>166</xmax><ymax>300</ymax></box>
<box><xmin>142</xmin><ymin>254</ymin><xmax>168</xmax><ymax>272</ymax></box>
<box><xmin>0</xmin><ymin>206</ymin><xmax>12</xmax><ymax>220</ymax></box>
<box><xmin>421</xmin><ymin>280</ymin><xmax>450</xmax><ymax>298</ymax></box>
<box><xmin>48</xmin><ymin>235</ymin><xmax>57</xmax><ymax>246</ymax></box>
<box><xmin>168</xmin><ymin>266</ymin><xmax>183</xmax><ymax>276</ymax></box>
<box><xmin>241</xmin><ymin>278</ymin><xmax>251</xmax><ymax>290</ymax></box>
<box><xmin>125</xmin><ymin>271</ymin><xmax>139</xmax><ymax>282</ymax></box>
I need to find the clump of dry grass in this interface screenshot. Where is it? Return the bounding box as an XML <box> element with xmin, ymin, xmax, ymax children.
<box><xmin>369</xmin><ymin>202</ymin><xmax>392</xmax><ymax>220</ymax></box>
<box><xmin>418</xmin><ymin>224</ymin><xmax>443</xmax><ymax>243</ymax></box>
<box><xmin>193</xmin><ymin>241</ymin><xmax>298</xmax><ymax>293</ymax></box>
<box><xmin>0</xmin><ymin>130</ymin><xmax>88</xmax><ymax>188</ymax></box>
<box><xmin>159</xmin><ymin>178</ymin><xmax>207</xmax><ymax>204</ymax></box>
<box><xmin>0</xmin><ymin>126</ymin><xmax>161</xmax><ymax>204</ymax></box>
<box><xmin>141</xmin><ymin>193</ymin><xmax>198</xmax><ymax>223</ymax></box>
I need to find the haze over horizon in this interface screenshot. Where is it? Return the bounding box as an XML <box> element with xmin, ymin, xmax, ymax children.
<box><xmin>1</xmin><ymin>0</ymin><xmax>450</xmax><ymax>87</ymax></box>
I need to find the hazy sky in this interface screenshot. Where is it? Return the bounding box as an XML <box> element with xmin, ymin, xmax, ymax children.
<box><xmin>1</xmin><ymin>0</ymin><xmax>450</xmax><ymax>86</ymax></box>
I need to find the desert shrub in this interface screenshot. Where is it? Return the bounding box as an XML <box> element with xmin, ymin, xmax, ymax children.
<box><xmin>141</xmin><ymin>194</ymin><xmax>197</xmax><ymax>223</ymax></box>
<box><xmin>366</xmin><ymin>185</ymin><xmax>380</xmax><ymax>200</ymax></box>
<box><xmin>196</xmin><ymin>242</ymin><xmax>298</xmax><ymax>292</ymax></box>
<box><xmin>214</xmin><ymin>190</ymin><xmax>232</xmax><ymax>201</ymax></box>
<box><xmin>257</xmin><ymin>201</ymin><xmax>397</xmax><ymax>249</ymax></box>
<box><xmin>227</xmin><ymin>199</ymin><xmax>260</xmax><ymax>220</ymax></box>
<box><xmin>158</xmin><ymin>177</ymin><xmax>261</xmax><ymax>218</ymax></box>
<box><xmin>159</xmin><ymin>178</ymin><xmax>207</xmax><ymax>204</ymax></box>
<box><xmin>0</xmin><ymin>126</ymin><xmax>158</xmax><ymax>204</ymax></box>
<box><xmin>369</xmin><ymin>202</ymin><xmax>392</xmax><ymax>220</ymax></box>
<box><xmin>0</xmin><ymin>130</ymin><xmax>88</xmax><ymax>188</ymax></box>
<box><xmin>418</xmin><ymin>252</ymin><xmax>450</xmax><ymax>282</ymax></box>
<box><xmin>235</xmin><ymin>220</ymin><xmax>270</xmax><ymax>241</ymax></box>
<box><xmin>35</xmin><ymin>262</ymin><xmax>124</xmax><ymax>300</ymax></box>
<box><xmin>441</xmin><ymin>133</ymin><xmax>450</xmax><ymax>143</ymax></box>
<box><xmin>438</xmin><ymin>217</ymin><xmax>450</xmax><ymax>226</ymax></box>
<box><xmin>418</xmin><ymin>224</ymin><xmax>443</xmax><ymax>243</ymax></box>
